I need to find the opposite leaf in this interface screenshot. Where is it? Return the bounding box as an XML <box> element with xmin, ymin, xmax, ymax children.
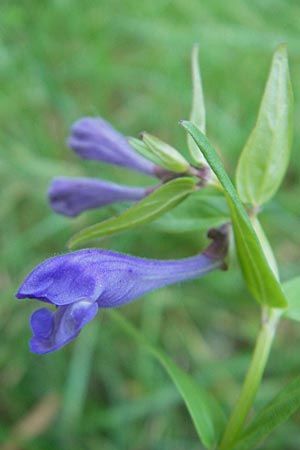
<box><xmin>236</xmin><ymin>44</ymin><xmax>293</xmax><ymax>207</ymax></box>
<box><xmin>68</xmin><ymin>177</ymin><xmax>196</xmax><ymax>249</ymax></box>
<box><xmin>181</xmin><ymin>121</ymin><xmax>287</xmax><ymax>308</ymax></box>
<box><xmin>109</xmin><ymin>309</ymin><xmax>226</xmax><ymax>449</ymax></box>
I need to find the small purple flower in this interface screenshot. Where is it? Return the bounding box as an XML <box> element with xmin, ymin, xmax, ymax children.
<box><xmin>16</xmin><ymin>228</ymin><xmax>228</xmax><ymax>354</ymax></box>
<box><xmin>48</xmin><ymin>177</ymin><xmax>147</xmax><ymax>217</ymax></box>
<box><xmin>68</xmin><ymin>117</ymin><xmax>156</xmax><ymax>176</ymax></box>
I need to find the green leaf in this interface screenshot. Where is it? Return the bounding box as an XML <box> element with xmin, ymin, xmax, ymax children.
<box><xmin>283</xmin><ymin>276</ymin><xmax>300</xmax><ymax>321</ymax></box>
<box><xmin>234</xmin><ymin>376</ymin><xmax>300</xmax><ymax>450</ymax></box>
<box><xmin>128</xmin><ymin>137</ymin><xmax>163</xmax><ymax>168</ymax></box>
<box><xmin>154</xmin><ymin>188</ymin><xmax>229</xmax><ymax>233</ymax></box>
<box><xmin>109</xmin><ymin>309</ymin><xmax>226</xmax><ymax>449</ymax></box>
<box><xmin>236</xmin><ymin>44</ymin><xmax>293</xmax><ymax>207</ymax></box>
<box><xmin>68</xmin><ymin>177</ymin><xmax>196</xmax><ymax>249</ymax></box>
<box><xmin>251</xmin><ymin>217</ymin><xmax>279</xmax><ymax>278</ymax></box>
<box><xmin>181</xmin><ymin>121</ymin><xmax>287</xmax><ymax>308</ymax></box>
<box><xmin>141</xmin><ymin>132</ymin><xmax>190</xmax><ymax>173</ymax></box>
<box><xmin>187</xmin><ymin>43</ymin><xmax>207</xmax><ymax>166</ymax></box>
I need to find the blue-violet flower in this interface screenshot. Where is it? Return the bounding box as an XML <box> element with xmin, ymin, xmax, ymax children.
<box><xmin>48</xmin><ymin>177</ymin><xmax>147</xmax><ymax>217</ymax></box>
<box><xmin>68</xmin><ymin>117</ymin><xmax>156</xmax><ymax>176</ymax></box>
<box><xmin>16</xmin><ymin>228</ymin><xmax>228</xmax><ymax>354</ymax></box>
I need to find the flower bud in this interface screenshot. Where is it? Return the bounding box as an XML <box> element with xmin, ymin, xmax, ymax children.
<box><xmin>48</xmin><ymin>177</ymin><xmax>147</xmax><ymax>217</ymax></box>
<box><xmin>68</xmin><ymin>117</ymin><xmax>156</xmax><ymax>175</ymax></box>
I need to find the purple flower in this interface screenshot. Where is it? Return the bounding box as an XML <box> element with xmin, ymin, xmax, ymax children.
<box><xmin>48</xmin><ymin>177</ymin><xmax>147</xmax><ymax>217</ymax></box>
<box><xmin>68</xmin><ymin>117</ymin><xmax>156</xmax><ymax>176</ymax></box>
<box><xmin>16</xmin><ymin>228</ymin><xmax>228</xmax><ymax>354</ymax></box>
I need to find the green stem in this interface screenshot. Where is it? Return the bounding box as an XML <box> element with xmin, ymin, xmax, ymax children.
<box><xmin>219</xmin><ymin>307</ymin><xmax>281</xmax><ymax>450</ymax></box>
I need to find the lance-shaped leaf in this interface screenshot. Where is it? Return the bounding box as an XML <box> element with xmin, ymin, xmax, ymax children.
<box><xmin>187</xmin><ymin>43</ymin><xmax>207</xmax><ymax>166</ymax></box>
<box><xmin>283</xmin><ymin>276</ymin><xmax>300</xmax><ymax>322</ymax></box>
<box><xmin>140</xmin><ymin>132</ymin><xmax>190</xmax><ymax>173</ymax></box>
<box><xmin>181</xmin><ymin>121</ymin><xmax>287</xmax><ymax>308</ymax></box>
<box><xmin>236</xmin><ymin>44</ymin><xmax>293</xmax><ymax>206</ymax></box>
<box><xmin>109</xmin><ymin>309</ymin><xmax>226</xmax><ymax>449</ymax></box>
<box><xmin>234</xmin><ymin>376</ymin><xmax>300</xmax><ymax>450</ymax></box>
<box><xmin>68</xmin><ymin>177</ymin><xmax>196</xmax><ymax>249</ymax></box>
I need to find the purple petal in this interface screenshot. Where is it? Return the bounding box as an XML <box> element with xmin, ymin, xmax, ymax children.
<box><xmin>68</xmin><ymin>117</ymin><xmax>156</xmax><ymax>176</ymax></box>
<box><xmin>30</xmin><ymin>308</ymin><xmax>54</xmax><ymax>339</ymax></box>
<box><xmin>17</xmin><ymin>227</ymin><xmax>228</xmax><ymax>353</ymax></box>
<box><xmin>17</xmin><ymin>228</ymin><xmax>227</xmax><ymax>308</ymax></box>
<box><xmin>16</xmin><ymin>251</ymin><xmax>104</xmax><ymax>305</ymax></box>
<box><xmin>30</xmin><ymin>301</ymin><xmax>98</xmax><ymax>354</ymax></box>
<box><xmin>48</xmin><ymin>177</ymin><xmax>147</xmax><ymax>217</ymax></box>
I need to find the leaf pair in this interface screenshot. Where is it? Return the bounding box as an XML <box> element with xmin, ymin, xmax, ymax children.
<box><xmin>181</xmin><ymin>120</ymin><xmax>287</xmax><ymax>309</ymax></box>
<box><xmin>182</xmin><ymin>44</ymin><xmax>293</xmax><ymax>309</ymax></box>
<box><xmin>186</xmin><ymin>44</ymin><xmax>293</xmax><ymax>208</ymax></box>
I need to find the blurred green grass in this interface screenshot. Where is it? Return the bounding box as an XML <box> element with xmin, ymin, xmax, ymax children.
<box><xmin>1</xmin><ymin>1</ymin><xmax>300</xmax><ymax>449</ymax></box>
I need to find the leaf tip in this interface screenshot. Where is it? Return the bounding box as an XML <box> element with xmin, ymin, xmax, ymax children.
<box><xmin>274</xmin><ymin>42</ymin><xmax>288</xmax><ymax>59</ymax></box>
<box><xmin>179</xmin><ymin>119</ymin><xmax>189</xmax><ymax>128</ymax></box>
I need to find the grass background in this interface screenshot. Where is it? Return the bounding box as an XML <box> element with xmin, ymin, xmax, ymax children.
<box><xmin>1</xmin><ymin>0</ymin><xmax>300</xmax><ymax>448</ymax></box>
